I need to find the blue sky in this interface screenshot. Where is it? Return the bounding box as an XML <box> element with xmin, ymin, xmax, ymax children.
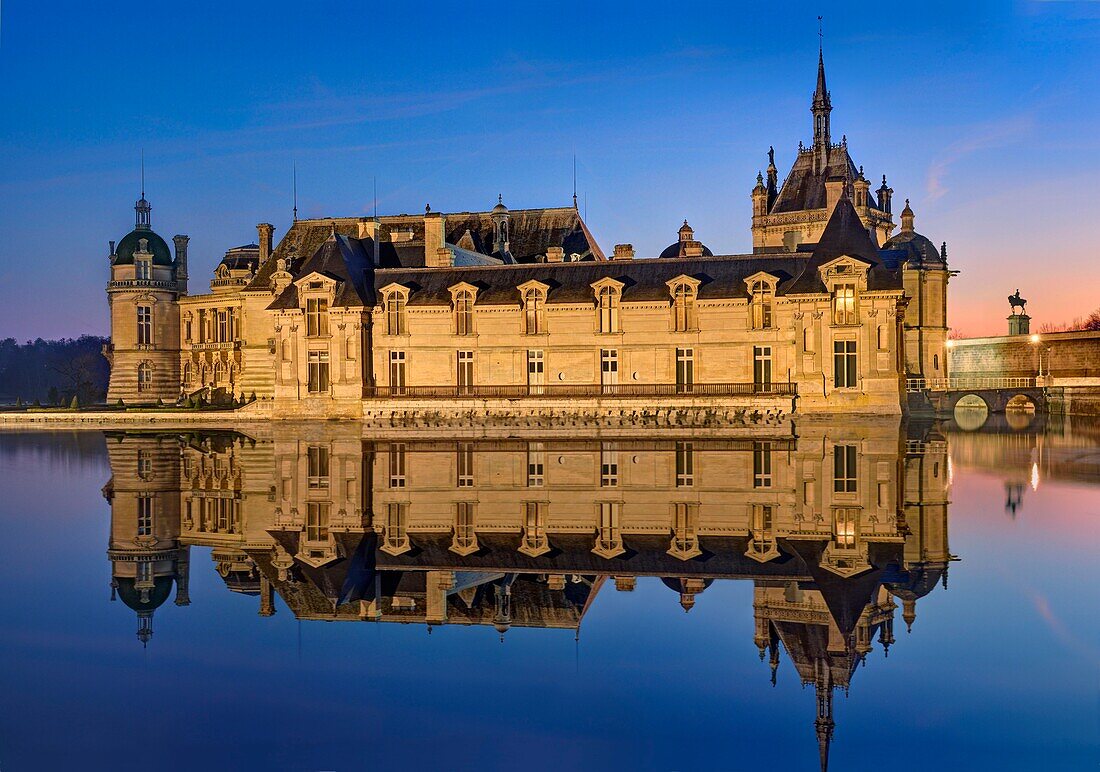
<box><xmin>1</xmin><ymin>0</ymin><xmax>1099</xmax><ymax>339</ymax></box>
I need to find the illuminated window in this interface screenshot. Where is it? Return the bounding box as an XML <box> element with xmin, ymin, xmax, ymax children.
<box><xmin>833</xmin><ymin>283</ymin><xmax>857</xmax><ymax>325</ymax></box>
<box><xmin>833</xmin><ymin>507</ymin><xmax>859</xmax><ymax>548</ymax></box>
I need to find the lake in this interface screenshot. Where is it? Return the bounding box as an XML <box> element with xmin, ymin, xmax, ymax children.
<box><xmin>0</xmin><ymin>415</ymin><xmax>1096</xmax><ymax>771</ymax></box>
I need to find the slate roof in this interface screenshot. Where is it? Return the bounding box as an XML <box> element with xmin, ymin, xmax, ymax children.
<box><xmin>246</xmin><ymin>205</ymin><xmax>603</xmax><ymax>295</ymax></box>
<box><xmin>375</xmin><ymin>196</ymin><xmax>902</xmax><ymax>307</ymax></box>
<box><xmin>769</xmin><ymin>147</ymin><xmax>872</xmax><ymax>215</ymax></box>
<box><xmin>884</xmin><ymin>230</ymin><xmax>944</xmax><ymax>267</ymax></box>
<box><xmin>268</xmin><ymin>234</ymin><xmax>374</xmax><ymax>310</ymax></box>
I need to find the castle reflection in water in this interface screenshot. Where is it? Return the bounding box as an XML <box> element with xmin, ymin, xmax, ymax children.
<box><xmin>103</xmin><ymin>419</ymin><xmax>951</xmax><ymax>769</ymax></box>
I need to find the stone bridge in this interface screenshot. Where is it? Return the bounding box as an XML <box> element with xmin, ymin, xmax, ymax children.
<box><xmin>907</xmin><ymin>377</ymin><xmax>1047</xmax><ymax>414</ymax></box>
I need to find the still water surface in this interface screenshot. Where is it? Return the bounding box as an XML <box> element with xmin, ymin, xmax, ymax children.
<box><xmin>0</xmin><ymin>417</ymin><xmax>1097</xmax><ymax>771</ymax></box>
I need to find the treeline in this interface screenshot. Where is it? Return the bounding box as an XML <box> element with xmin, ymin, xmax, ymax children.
<box><xmin>0</xmin><ymin>336</ymin><xmax>110</xmax><ymax>405</ymax></box>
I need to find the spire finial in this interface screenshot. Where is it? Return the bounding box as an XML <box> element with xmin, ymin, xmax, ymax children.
<box><xmin>818</xmin><ymin>15</ymin><xmax>823</xmax><ymax>55</ymax></box>
<box><xmin>498</xmin><ymin>193</ymin><xmax>503</xmax><ymax>204</ymax></box>
<box><xmin>292</xmin><ymin>163</ymin><xmax>298</xmax><ymax>221</ymax></box>
<box><xmin>140</xmin><ymin>148</ymin><xmax>145</xmax><ymax>199</ymax></box>
<box><xmin>572</xmin><ymin>154</ymin><xmax>578</xmax><ymax>210</ymax></box>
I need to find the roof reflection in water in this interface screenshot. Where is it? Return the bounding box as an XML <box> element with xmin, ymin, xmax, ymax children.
<box><xmin>102</xmin><ymin>419</ymin><xmax>952</xmax><ymax>771</ymax></box>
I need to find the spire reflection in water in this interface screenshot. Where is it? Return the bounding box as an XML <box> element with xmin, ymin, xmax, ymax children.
<box><xmin>103</xmin><ymin>419</ymin><xmax>952</xmax><ymax>770</ymax></box>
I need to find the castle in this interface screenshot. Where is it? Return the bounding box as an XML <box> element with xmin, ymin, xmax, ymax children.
<box><xmin>104</xmin><ymin>50</ymin><xmax>952</xmax><ymax>417</ymax></box>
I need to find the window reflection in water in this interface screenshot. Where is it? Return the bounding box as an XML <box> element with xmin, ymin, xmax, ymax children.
<box><xmin>103</xmin><ymin>420</ymin><xmax>953</xmax><ymax>769</ymax></box>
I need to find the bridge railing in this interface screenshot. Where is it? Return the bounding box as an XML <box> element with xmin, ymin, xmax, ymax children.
<box><xmin>908</xmin><ymin>376</ymin><xmax>1037</xmax><ymax>392</ymax></box>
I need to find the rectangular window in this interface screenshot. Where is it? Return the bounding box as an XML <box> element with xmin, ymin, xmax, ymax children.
<box><xmin>306</xmin><ymin>298</ymin><xmax>329</xmax><ymax>337</ymax></box>
<box><xmin>389</xmin><ymin>443</ymin><xmax>406</xmax><ymax>488</ymax></box>
<box><xmin>753</xmin><ymin>346</ymin><xmax>773</xmax><ymax>389</ymax></box>
<box><xmin>676</xmin><ymin>348</ymin><xmax>694</xmax><ymax>393</ymax></box>
<box><xmin>385</xmin><ymin>503</ymin><xmax>409</xmax><ymax>553</ymax></box>
<box><xmin>137</xmin><ymin>306</ymin><xmax>153</xmax><ymax>346</ymax></box>
<box><xmin>833</xmin><ymin>283</ymin><xmax>857</xmax><ymax>325</ymax></box>
<box><xmin>457</xmin><ymin>442</ymin><xmax>474</xmax><ymax>488</ymax></box>
<box><xmin>877</xmin><ymin>325</ymin><xmax>887</xmax><ymax>350</ymax></box>
<box><xmin>596</xmin><ymin>501</ymin><xmax>623</xmax><ymax>555</ymax></box>
<box><xmin>751</xmin><ymin>283</ymin><xmax>773</xmax><ymax>329</ymax></box>
<box><xmin>672</xmin><ymin>285</ymin><xmax>696</xmax><ymax>332</ymax></box>
<box><xmin>527</xmin><ymin>350</ymin><xmax>545</xmax><ymax>394</ymax></box>
<box><xmin>389</xmin><ymin>351</ymin><xmax>406</xmax><ymax>395</ymax></box>
<box><xmin>600</xmin><ymin>349</ymin><xmax>618</xmax><ymax>390</ymax></box>
<box><xmin>457</xmin><ymin>351</ymin><xmax>475</xmax><ymax>393</ymax></box>
<box><xmin>527</xmin><ymin>442</ymin><xmax>545</xmax><ymax>487</ymax></box>
<box><xmin>184</xmin><ymin>319</ymin><xmax>192</xmax><ymax>343</ymax></box>
<box><xmin>522</xmin><ymin>501</ymin><xmax>548</xmax><ymax>554</ymax></box>
<box><xmin>136</xmin><ymin>258</ymin><xmax>151</xmax><ymax>281</ymax></box>
<box><xmin>306</xmin><ymin>502</ymin><xmax>330</xmax><ymax>542</ymax></box>
<box><xmin>600</xmin><ymin>444</ymin><xmax>619</xmax><ymax>487</ymax></box>
<box><xmin>307</xmin><ymin>446</ymin><xmax>330</xmax><ymax>489</ymax></box>
<box><xmin>307</xmin><ymin>350</ymin><xmax>330</xmax><ymax>393</ymax></box>
<box><xmin>834</xmin><ymin>445</ymin><xmax>858</xmax><ymax>493</ymax></box>
<box><xmin>675</xmin><ymin>441</ymin><xmax>694</xmax><ymax>487</ymax></box>
<box><xmin>137</xmin><ymin>496</ymin><xmax>154</xmax><ymax>536</ymax></box>
<box><xmin>753</xmin><ymin>441</ymin><xmax>773</xmax><ymax>488</ymax></box>
<box><xmin>833</xmin><ymin>340</ymin><xmax>858</xmax><ymax>388</ymax></box>
<box><xmin>670</xmin><ymin>502</ymin><xmax>700</xmax><ymax>557</ymax></box>
<box><xmin>217</xmin><ymin>310</ymin><xmax>229</xmax><ymax>342</ymax></box>
<box><xmin>833</xmin><ymin>507</ymin><xmax>859</xmax><ymax>548</ymax></box>
<box><xmin>137</xmin><ymin>450</ymin><xmax>152</xmax><ymax>479</ymax></box>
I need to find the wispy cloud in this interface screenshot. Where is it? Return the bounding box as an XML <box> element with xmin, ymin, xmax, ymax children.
<box><xmin>925</xmin><ymin>114</ymin><xmax>1035</xmax><ymax>201</ymax></box>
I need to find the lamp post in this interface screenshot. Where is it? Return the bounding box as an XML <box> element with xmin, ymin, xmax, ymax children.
<box><xmin>1029</xmin><ymin>334</ymin><xmax>1041</xmax><ymax>384</ymax></box>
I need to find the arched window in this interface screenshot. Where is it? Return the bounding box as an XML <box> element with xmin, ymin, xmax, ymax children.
<box><xmin>597</xmin><ymin>285</ymin><xmax>620</xmax><ymax>333</ymax></box>
<box><xmin>671</xmin><ymin>282</ymin><xmax>697</xmax><ymax>332</ymax></box>
<box><xmin>593</xmin><ymin>502</ymin><xmax>625</xmax><ymax>558</ymax></box>
<box><xmin>137</xmin><ymin>362</ymin><xmax>152</xmax><ymax>392</ymax></box>
<box><xmin>381</xmin><ymin>502</ymin><xmax>410</xmax><ymax>555</ymax></box>
<box><xmin>519</xmin><ymin>501</ymin><xmax>549</xmax><ymax>556</ymax></box>
<box><xmin>183</xmin><ymin>361</ymin><xmax>192</xmax><ymax>384</ymax></box>
<box><xmin>523</xmin><ymin>288</ymin><xmax>545</xmax><ymax>335</ymax></box>
<box><xmin>386</xmin><ymin>291</ymin><xmax>407</xmax><ymax>335</ymax></box>
<box><xmin>750</xmin><ymin>281</ymin><xmax>773</xmax><ymax>329</ymax></box>
<box><xmin>668</xmin><ymin>502</ymin><xmax>701</xmax><ymax>560</ymax></box>
<box><xmin>454</xmin><ymin>290</ymin><xmax>474</xmax><ymax>335</ymax></box>
<box><xmin>450</xmin><ymin>501</ymin><xmax>479</xmax><ymax>556</ymax></box>
<box><xmin>833</xmin><ymin>283</ymin><xmax>858</xmax><ymax>325</ymax></box>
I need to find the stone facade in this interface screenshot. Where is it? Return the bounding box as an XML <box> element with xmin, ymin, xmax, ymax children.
<box><xmin>104</xmin><ymin>50</ymin><xmax>953</xmax><ymax>417</ymax></box>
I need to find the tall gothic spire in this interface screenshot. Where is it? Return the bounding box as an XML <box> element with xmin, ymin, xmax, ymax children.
<box><xmin>811</xmin><ymin>36</ymin><xmax>833</xmax><ymax>174</ymax></box>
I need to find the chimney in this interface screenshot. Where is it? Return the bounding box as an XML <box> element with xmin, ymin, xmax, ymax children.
<box><xmin>257</xmin><ymin>223</ymin><xmax>274</xmax><ymax>264</ymax></box>
<box><xmin>824</xmin><ymin>178</ymin><xmax>846</xmax><ymax>213</ymax></box>
<box><xmin>546</xmin><ymin>246</ymin><xmax>565</xmax><ymax>263</ymax></box>
<box><xmin>172</xmin><ymin>234</ymin><xmax>189</xmax><ymax>287</ymax></box>
<box><xmin>429</xmin><ymin>246</ymin><xmax>455</xmax><ymax>268</ymax></box>
<box><xmin>357</xmin><ymin>218</ymin><xmax>379</xmax><ymax>240</ymax></box>
<box><xmin>108</xmin><ymin>240</ymin><xmax>116</xmax><ymax>259</ymax></box>
<box><xmin>612</xmin><ymin>243</ymin><xmax>634</xmax><ymax>260</ymax></box>
<box><xmin>424</xmin><ymin>211</ymin><xmax>449</xmax><ymax>267</ymax></box>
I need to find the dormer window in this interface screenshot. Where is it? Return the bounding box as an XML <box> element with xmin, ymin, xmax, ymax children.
<box><xmin>750</xmin><ymin>280</ymin><xmax>773</xmax><ymax>329</ymax></box>
<box><xmin>381</xmin><ymin>502</ymin><xmax>411</xmax><ymax>556</ymax></box>
<box><xmin>306</xmin><ymin>298</ymin><xmax>328</xmax><ymax>337</ymax></box>
<box><xmin>666</xmin><ymin>276</ymin><xmax>701</xmax><ymax>333</ymax></box>
<box><xmin>668</xmin><ymin>502</ymin><xmax>701</xmax><ymax>560</ymax></box>
<box><xmin>385</xmin><ymin>290</ymin><xmax>407</xmax><ymax>335</ymax></box>
<box><xmin>593</xmin><ymin>282</ymin><xmax>622</xmax><ymax>334</ymax></box>
<box><xmin>522</xmin><ymin>287</ymin><xmax>546</xmax><ymax>335</ymax></box>
<box><xmin>453</xmin><ymin>289</ymin><xmax>474</xmax><ymax>335</ymax></box>
<box><xmin>833</xmin><ymin>283</ymin><xmax>857</xmax><ymax>325</ymax></box>
<box><xmin>519</xmin><ymin>501</ymin><xmax>549</xmax><ymax>557</ymax></box>
<box><xmin>136</xmin><ymin>257</ymin><xmax>151</xmax><ymax>281</ymax></box>
<box><xmin>593</xmin><ymin>502</ymin><xmax>625</xmax><ymax>559</ymax></box>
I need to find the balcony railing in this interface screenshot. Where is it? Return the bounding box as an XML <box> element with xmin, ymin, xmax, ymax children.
<box><xmin>364</xmin><ymin>383</ymin><xmax>797</xmax><ymax>399</ymax></box>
